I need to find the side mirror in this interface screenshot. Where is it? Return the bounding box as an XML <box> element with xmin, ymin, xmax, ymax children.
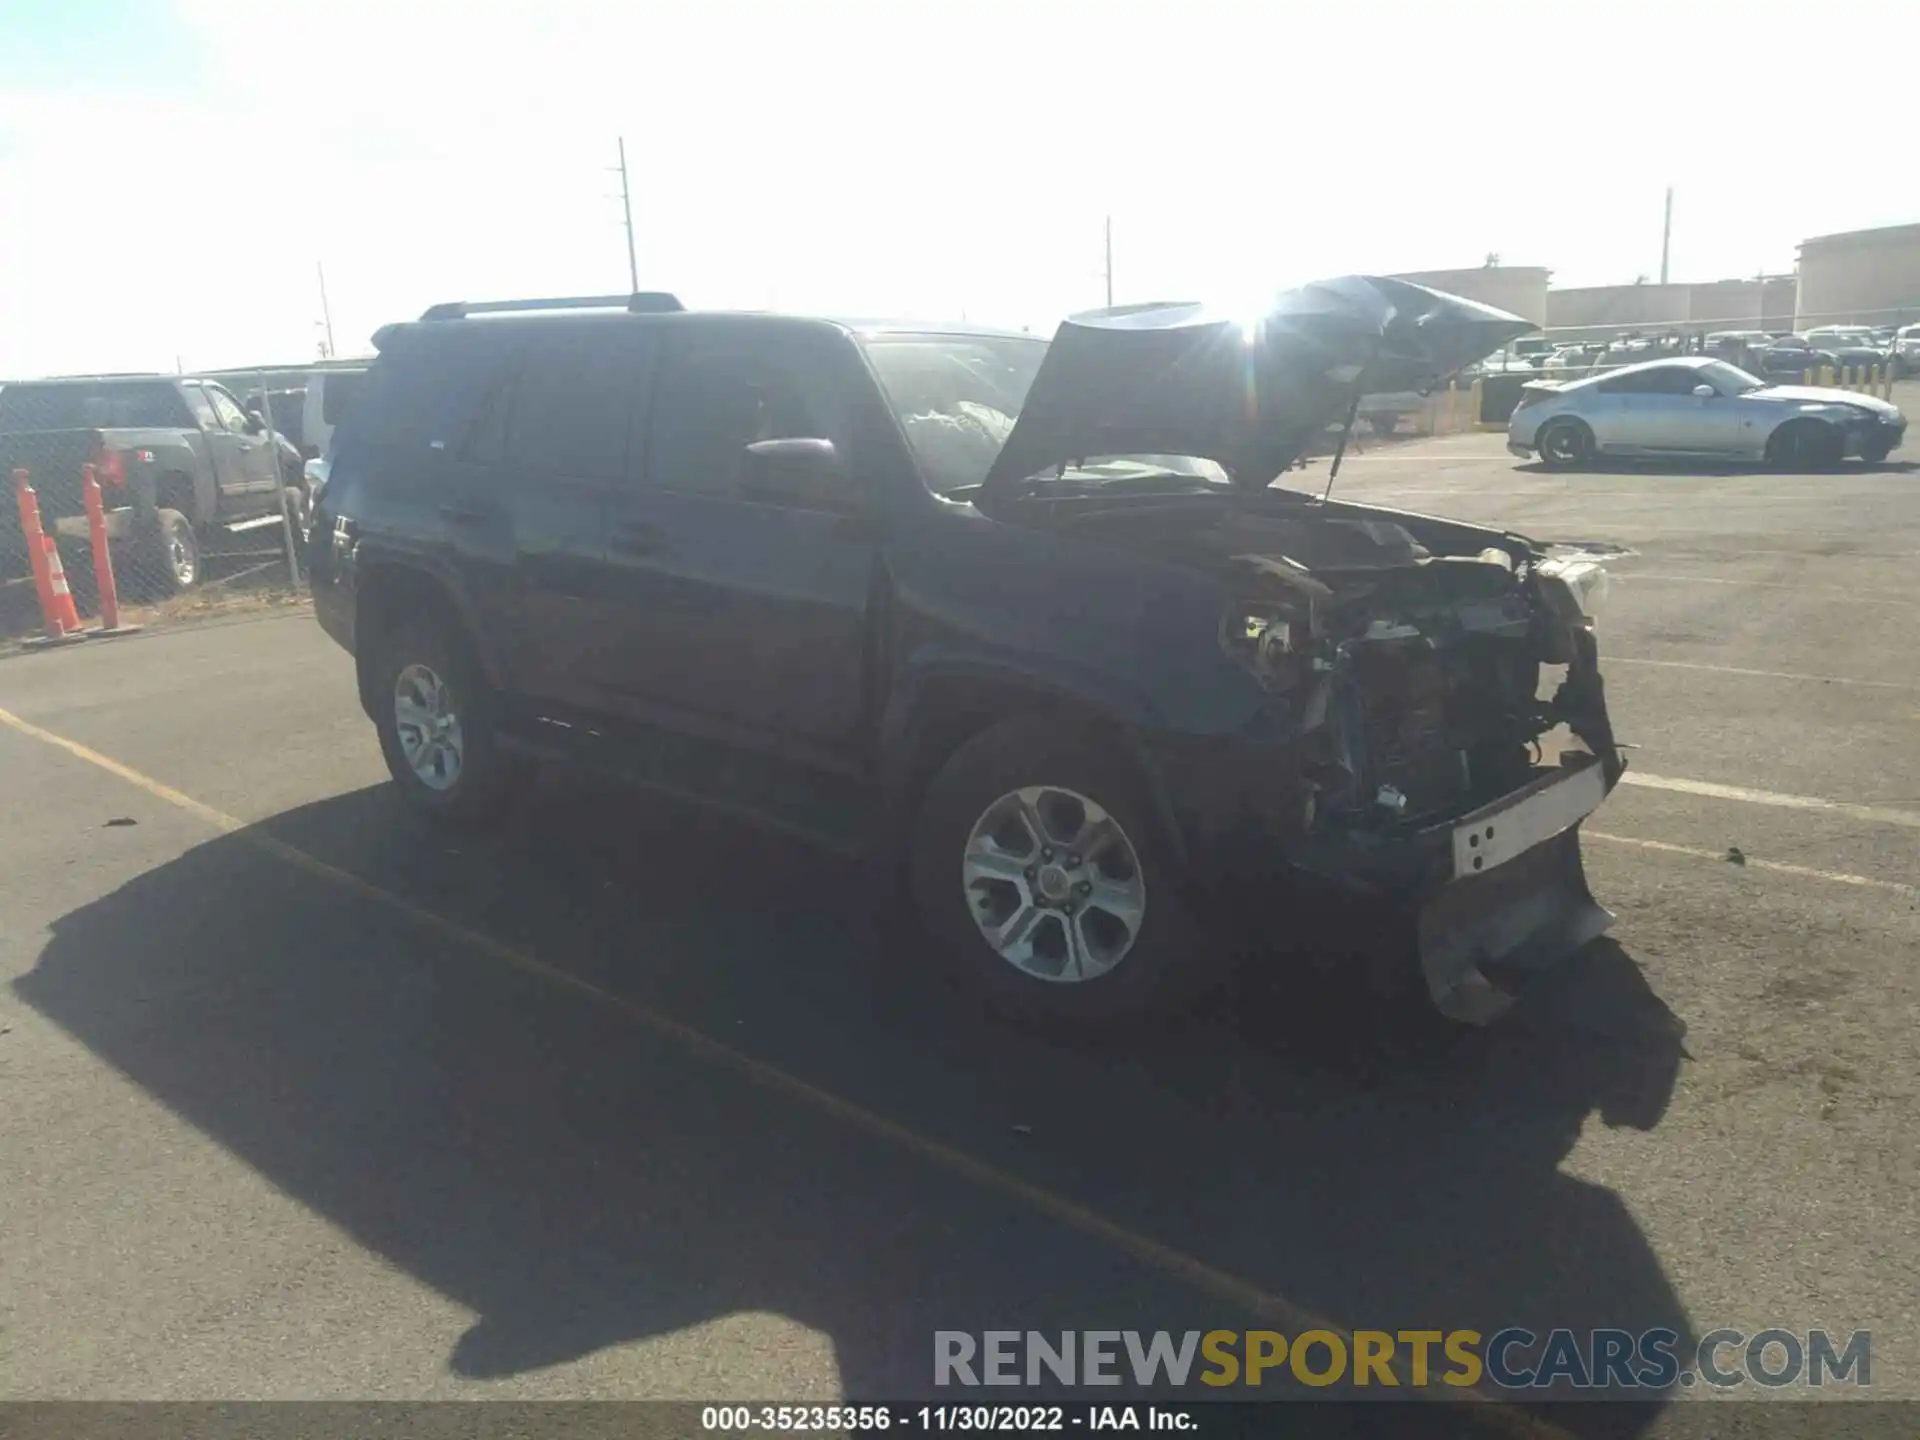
<box><xmin>739</xmin><ymin>437</ymin><xmax>859</xmax><ymax>512</ymax></box>
<box><xmin>244</xmin><ymin>410</ymin><xmax>267</xmax><ymax>434</ymax></box>
<box><xmin>1691</xmin><ymin>384</ymin><xmax>1716</xmax><ymax>398</ymax></box>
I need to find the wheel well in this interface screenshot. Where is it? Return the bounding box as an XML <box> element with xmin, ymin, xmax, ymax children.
<box><xmin>1541</xmin><ymin>414</ymin><xmax>1591</xmax><ymax>436</ymax></box>
<box><xmin>154</xmin><ymin>471</ymin><xmax>194</xmax><ymax>515</ymax></box>
<box><xmin>882</xmin><ymin>676</ymin><xmax>1150</xmax><ymax>835</ymax></box>
<box><xmin>353</xmin><ymin>563</ymin><xmax>472</xmax><ymax>716</ymax></box>
<box><xmin>1765</xmin><ymin>415</ymin><xmax>1841</xmax><ymax>455</ymax></box>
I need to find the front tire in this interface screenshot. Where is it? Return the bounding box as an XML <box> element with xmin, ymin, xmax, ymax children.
<box><xmin>908</xmin><ymin>716</ymin><xmax>1209</xmax><ymax>1027</ymax></box>
<box><xmin>1536</xmin><ymin>418</ymin><xmax>1595</xmax><ymax>469</ymax></box>
<box><xmin>1765</xmin><ymin>419</ymin><xmax>1844</xmax><ymax>471</ymax></box>
<box><xmin>372</xmin><ymin>617</ymin><xmax>527</xmax><ymax>823</ymax></box>
<box><xmin>1860</xmin><ymin>440</ymin><xmax>1894</xmax><ymax>465</ymax></box>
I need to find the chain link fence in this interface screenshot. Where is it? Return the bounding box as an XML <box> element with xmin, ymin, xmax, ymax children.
<box><xmin>2</xmin><ymin>372</ymin><xmax>310</xmax><ymax>649</ymax></box>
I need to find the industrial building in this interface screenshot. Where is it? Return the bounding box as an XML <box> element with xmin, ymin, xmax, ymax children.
<box><xmin>1795</xmin><ymin>223</ymin><xmax>1920</xmax><ymax>329</ymax></box>
<box><xmin>1545</xmin><ymin>276</ymin><xmax>1797</xmax><ymax>340</ymax></box>
<box><xmin>1389</xmin><ymin>266</ymin><xmax>1550</xmax><ymax>327</ymax></box>
<box><xmin>1395</xmin><ymin>220</ymin><xmax>1919</xmax><ymax>342</ymax></box>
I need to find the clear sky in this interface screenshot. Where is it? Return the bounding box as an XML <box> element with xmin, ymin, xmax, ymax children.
<box><xmin>0</xmin><ymin>0</ymin><xmax>1908</xmax><ymax>376</ymax></box>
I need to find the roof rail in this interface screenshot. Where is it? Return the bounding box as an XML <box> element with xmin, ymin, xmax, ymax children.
<box><xmin>419</xmin><ymin>293</ymin><xmax>684</xmax><ymax>321</ymax></box>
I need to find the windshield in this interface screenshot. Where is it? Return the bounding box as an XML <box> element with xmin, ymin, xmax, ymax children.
<box><xmin>859</xmin><ymin>334</ymin><xmax>1227</xmax><ymax>494</ymax></box>
<box><xmin>1699</xmin><ymin>361</ymin><xmax>1765</xmax><ymax>392</ymax></box>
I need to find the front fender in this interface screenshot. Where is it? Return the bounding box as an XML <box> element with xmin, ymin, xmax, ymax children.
<box><xmin>876</xmin><ymin>649</ymin><xmax>1195</xmax><ymax>867</ymax></box>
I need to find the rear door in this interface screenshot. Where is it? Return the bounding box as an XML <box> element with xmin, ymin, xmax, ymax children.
<box><xmin>202</xmin><ymin>383</ymin><xmax>280</xmax><ymax>504</ymax></box>
<box><xmin>473</xmin><ymin>320</ymin><xmax>660</xmax><ymax>712</ymax></box>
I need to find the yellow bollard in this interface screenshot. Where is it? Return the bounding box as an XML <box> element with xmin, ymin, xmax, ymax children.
<box><xmin>1469</xmin><ymin>378</ymin><xmax>1485</xmax><ymax>427</ymax></box>
<box><xmin>1820</xmin><ymin>366</ymin><xmax>1835</xmax><ymax>387</ymax></box>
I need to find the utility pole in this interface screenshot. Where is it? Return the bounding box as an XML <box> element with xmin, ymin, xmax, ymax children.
<box><xmin>617</xmin><ymin>137</ymin><xmax>639</xmax><ymax>293</ymax></box>
<box><xmin>1659</xmin><ymin>187</ymin><xmax>1673</xmax><ymax>286</ymax></box>
<box><xmin>1103</xmin><ymin>215</ymin><xmax>1114</xmax><ymax>307</ymax></box>
<box><xmin>316</xmin><ymin>261</ymin><xmax>336</xmax><ymax>359</ymax></box>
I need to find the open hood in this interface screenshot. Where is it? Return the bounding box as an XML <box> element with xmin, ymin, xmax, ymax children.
<box><xmin>981</xmin><ymin>276</ymin><xmax>1535</xmax><ymax>495</ymax></box>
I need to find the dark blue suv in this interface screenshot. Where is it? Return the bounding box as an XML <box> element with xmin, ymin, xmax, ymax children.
<box><xmin>310</xmin><ymin>281</ymin><xmax>1625</xmax><ymax>1028</ymax></box>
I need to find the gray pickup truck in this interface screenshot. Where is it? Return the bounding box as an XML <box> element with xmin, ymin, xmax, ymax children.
<box><xmin>0</xmin><ymin>374</ymin><xmax>299</xmax><ymax>596</ymax></box>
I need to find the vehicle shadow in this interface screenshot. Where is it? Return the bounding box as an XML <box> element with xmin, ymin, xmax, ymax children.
<box><xmin>1513</xmin><ymin>458</ymin><xmax>1920</xmax><ymax>478</ymax></box>
<box><xmin>15</xmin><ymin>775</ymin><xmax>1690</xmax><ymax>1434</ymax></box>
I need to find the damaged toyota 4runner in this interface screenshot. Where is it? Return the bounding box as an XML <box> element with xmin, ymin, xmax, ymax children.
<box><xmin>310</xmin><ymin>277</ymin><xmax>1624</xmax><ymax>1027</ymax></box>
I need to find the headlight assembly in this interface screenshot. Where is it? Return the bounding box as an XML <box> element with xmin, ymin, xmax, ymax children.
<box><xmin>1537</xmin><ymin>554</ymin><xmax>1611</xmax><ymax>622</ymax></box>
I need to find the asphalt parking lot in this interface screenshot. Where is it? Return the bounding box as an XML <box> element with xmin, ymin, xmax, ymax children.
<box><xmin>2</xmin><ymin>433</ymin><xmax>1916</xmax><ymax>1435</ymax></box>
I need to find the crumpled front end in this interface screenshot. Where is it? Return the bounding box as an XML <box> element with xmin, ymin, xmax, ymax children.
<box><xmin>1164</xmin><ymin>512</ymin><xmax>1626</xmax><ymax>1022</ymax></box>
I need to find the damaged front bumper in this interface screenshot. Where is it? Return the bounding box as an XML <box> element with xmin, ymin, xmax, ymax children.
<box><xmin>1277</xmin><ymin>749</ymin><xmax>1618</xmax><ymax>1023</ymax></box>
<box><xmin>1414</xmin><ymin>752</ymin><xmax>1614</xmax><ymax>1022</ymax></box>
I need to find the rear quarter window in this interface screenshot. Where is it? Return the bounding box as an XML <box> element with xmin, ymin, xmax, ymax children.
<box><xmin>337</xmin><ymin>330</ymin><xmax>516</xmax><ymax>456</ymax></box>
<box><xmin>320</xmin><ymin>371</ymin><xmax>365</xmax><ymax>426</ymax></box>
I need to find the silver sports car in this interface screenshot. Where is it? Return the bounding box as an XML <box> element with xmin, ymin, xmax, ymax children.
<box><xmin>1507</xmin><ymin>356</ymin><xmax>1907</xmax><ymax>469</ymax></box>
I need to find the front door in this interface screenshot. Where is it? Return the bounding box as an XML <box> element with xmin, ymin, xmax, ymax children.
<box><xmin>203</xmin><ymin>383</ymin><xmax>281</xmax><ymax>504</ymax></box>
<box><xmin>598</xmin><ymin>323</ymin><xmax>876</xmax><ymax>763</ymax></box>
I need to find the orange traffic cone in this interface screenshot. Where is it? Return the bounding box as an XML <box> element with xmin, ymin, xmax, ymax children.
<box><xmin>43</xmin><ymin>534</ymin><xmax>83</xmax><ymax>634</ymax></box>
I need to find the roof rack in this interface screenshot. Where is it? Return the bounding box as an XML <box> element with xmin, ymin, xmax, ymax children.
<box><xmin>419</xmin><ymin>293</ymin><xmax>684</xmax><ymax>321</ymax></box>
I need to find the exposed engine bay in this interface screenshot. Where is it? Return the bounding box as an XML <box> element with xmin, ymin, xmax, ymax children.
<box><xmin>1008</xmin><ymin>490</ymin><xmax>1621</xmax><ymax>835</ymax></box>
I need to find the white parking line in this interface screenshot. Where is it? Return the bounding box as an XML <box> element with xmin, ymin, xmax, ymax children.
<box><xmin>1615</xmin><ymin>572</ymin><xmax>1919</xmax><ymax>602</ymax></box>
<box><xmin>1621</xmin><ymin>772</ymin><xmax>1920</xmax><ymax>831</ymax></box>
<box><xmin>1586</xmin><ymin>831</ymin><xmax>1917</xmax><ymax>898</ymax></box>
<box><xmin>1606</xmin><ymin>656</ymin><xmax>1919</xmax><ymax>690</ymax></box>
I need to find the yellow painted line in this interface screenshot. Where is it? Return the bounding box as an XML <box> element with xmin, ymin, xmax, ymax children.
<box><xmin>1587</xmin><ymin>830</ymin><xmax>1917</xmax><ymax>898</ymax></box>
<box><xmin>0</xmin><ymin>703</ymin><xmax>1563</xmax><ymax>1435</ymax></box>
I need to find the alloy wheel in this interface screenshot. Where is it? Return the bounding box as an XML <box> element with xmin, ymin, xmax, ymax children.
<box><xmin>393</xmin><ymin>662</ymin><xmax>465</xmax><ymax>791</ymax></box>
<box><xmin>961</xmin><ymin>785</ymin><xmax>1147</xmax><ymax>983</ymax></box>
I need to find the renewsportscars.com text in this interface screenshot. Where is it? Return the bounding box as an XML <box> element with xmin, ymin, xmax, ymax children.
<box><xmin>934</xmin><ymin>1328</ymin><xmax>1871</xmax><ymax>1391</ymax></box>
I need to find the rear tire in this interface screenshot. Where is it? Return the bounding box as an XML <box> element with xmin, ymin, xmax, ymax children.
<box><xmin>908</xmin><ymin>715</ymin><xmax>1212</xmax><ymax>1028</ymax></box>
<box><xmin>128</xmin><ymin>507</ymin><xmax>199</xmax><ymax>598</ymax></box>
<box><xmin>1765</xmin><ymin>419</ymin><xmax>1843</xmax><ymax>471</ymax></box>
<box><xmin>1536</xmin><ymin>418</ymin><xmax>1595</xmax><ymax>469</ymax></box>
<box><xmin>372</xmin><ymin>616</ymin><xmax>528</xmax><ymax>824</ymax></box>
<box><xmin>1369</xmin><ymin>414</ymin><xmax>1400</xmax><ymax>437</ymax></box>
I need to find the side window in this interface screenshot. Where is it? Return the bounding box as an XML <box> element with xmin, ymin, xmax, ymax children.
<box><xmin>1645</xmin><ymin>367</ymin><xmax>1704</xmax><ymax>395</ymax></box>
<box><xmin>180</xmin><ymin>384</ymin><xmax>220</xmax><ymax>431</ymax></box>
<box><xmin>320</xmin><ymin>371</ymin><xmax>364</xmax><ymax>426</ymax></box>
<box><xmin>646</xmin><ymin>339</ymin><xmax>835</xmax><ymax>498</ymax></box>
<box><xmin>342</xmin><ymin>331</ymin><xmax>515</xmax><ymax>456</ymax></box>
<box><xmin>206</xmin><ymin>387</ymin><xmax>252</xmax><ymax>432</ymax></box>
<box><xmin>504</xmin><ymin>326</ymin><xmax>657</xmax><ymax>482</ymax></box>
<box><xmin>1599</xmin><ymin>368</ymin><xmax>1676</xmax><ymax>396</ymax></box>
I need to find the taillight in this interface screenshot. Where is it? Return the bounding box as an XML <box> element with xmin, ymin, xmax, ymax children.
<box><xmin>91</xmin><ymin>446</ymin><xmax>128</xmax><ymax>487</ymax></box>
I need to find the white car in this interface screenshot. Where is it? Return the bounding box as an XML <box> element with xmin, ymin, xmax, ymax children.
<box><xmin>1507</xmin><ymin>356</ymin><xmax>1906</xmax><ymax>469</ymax></box>
<box><xmin>1896</xmin><ymin>324</ymin><xmax>1920</xmax><ymax>376</ymax></box>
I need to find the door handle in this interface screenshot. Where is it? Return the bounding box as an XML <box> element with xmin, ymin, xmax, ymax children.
<box><xmin>438</xmin><ymin>502</ymin><xmax>492</xmax><ymax>524</ymax></box>
<box><xmin>610</xmin><ymin>521</ymin><xmax>667</xmax><ymax>556</ymax></box>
